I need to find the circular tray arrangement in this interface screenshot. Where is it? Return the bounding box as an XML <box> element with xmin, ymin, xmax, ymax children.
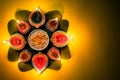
<box><xmin>7</xmin><ymin>8</ymin><xmax>70</xmax><ymax>73</ymax></box>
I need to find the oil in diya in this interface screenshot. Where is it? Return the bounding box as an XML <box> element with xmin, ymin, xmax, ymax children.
<box><xmin>32</xmin><ymin>52</ymin><xmax>48</xmax><ymax>73</ymax></box>
<box><xmin>28</xmin><ymin>8</ymin><xmax>46</xmax><ymax>28</ymax></box>
<box><xmin>46</xmin><ymin>18</ymin><xmax>59</xmax><ymax>32</ymax></box>
<box><xmin>47</xmin><ymin>47</ymin><xmax>60</xmax><ymax>60</ymax></box>
<box><xmin>19</xmin><ymin>49</ymin><xmax>32</xmax><ymax>62</ymax></box>
<box><xmin>17</xmin><ymin>21</ymin><xmax>31</xmax><ymax>35</ymax></box>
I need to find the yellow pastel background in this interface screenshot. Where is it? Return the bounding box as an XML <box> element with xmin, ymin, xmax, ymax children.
<box><xmin>0</xmin><ymin>0</ymin><xmax>118</xmax><ymax>80</ymax></box>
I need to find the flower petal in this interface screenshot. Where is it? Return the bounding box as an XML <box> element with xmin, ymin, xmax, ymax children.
<box><xmin>60</xmin><ymin>45</ymin><xmax>71</xmax><ymax>59</ymax></box>
<box><xmin>15</xmin><ymin>10</ymin><xmax>30</xmax><ymax>21</ymax></box>
<box><xmin>45</xmin><ymin>10</ymin><xmax>62</xmax><ymax>21</ymax></box>
<box><xmin>48</xmin><ymin>60</ymin><xmax>61</xmax><ymax>70</ymax></box>
<box><xmin>60</xmin><ymin>19</ymin><xmax>69</xmax><ymax>32</ymax></box>
<box><xmin>8</xmin><ymin>19</ymin><xmax>18</xmax><ymax>35</ymax></box>
<box><xmin>8</xmin><ymin>47</ymin><xmax>19</xmax><ymax>61</ymax></box>
<box><xmin>18</xmin><ymin>62</ymin><xmax>33</xmax><ymax>72</ymax></box>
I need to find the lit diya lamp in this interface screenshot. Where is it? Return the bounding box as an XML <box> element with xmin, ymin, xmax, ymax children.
<box><xmin>32</xmin><ymin>52</ymin><xmax>48</xmax><ymax>73</ymax></box>
<box><xmin>17</xmin><ymin>21</ymin><xmax>31</xmax><ymax>35</ymax></box>
<box><xmin>9</xmin><ymin>33</ymin><xmax>26</xmax><ymax>50</ymax></box>
<box><xmin>51</xmin><ymin>30</ymin><xmax>68</xmax><ymax>47</ymax></box>
<box><xmin>19</xmin><ymin>49</ymin><xmax>32</xmax><ymax>62</ymax></box>
<box><xmin>46</xmin><ymin>18</ymin><xmax>59</xmax><ymax>32</ymax></box>
<box><xmin>28</xmin><ymin>8</ymin><xmax>46</xmax><ymax>28</ymax></box>
<box><xmin>28</xmin><ymin>29</ymin><xmax>49</xmax><ymax>51</ymax></box>
<box><xmin>47</xmin><ymin>47</ymin><xmax>60</xmax><ymax>60</ymax></box>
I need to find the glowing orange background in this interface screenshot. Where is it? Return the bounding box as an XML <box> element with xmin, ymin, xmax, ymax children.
<box><xmin>0</xmin><ymin>0</ymin><xmax>119</xmax><ymax>80</ymax></box>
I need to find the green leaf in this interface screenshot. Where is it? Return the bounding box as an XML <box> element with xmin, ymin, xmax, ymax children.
<box><xmin>8</xmin><ymin>47</ymin><xmax>19</xmax><ymax>61</ymax></box>
<box><xmin>60</xmin><ymin>19</ymin><xmax>69</xmax><ymax>32</ymax></box>
<box><xmin>60</xmin><ymin>45</ymin><xmax>71</xmax><ymax>59</ymax></box>
<box><xmin>18</xmin><ymin>62</ymin><xmax>33</xmax><ymax>72</ymax></box>
<box><xmin>48</xmin><ymin>60</ymin><xmax>61</xmax><ymax>70</ymax></box>
<box><xmin>45</xmin><ymin>10</ymin><xmax>62</xmax><ymax>21</ymax></box>
<box><xmin>15</xmin><ymin>10</ymin><xmax>31</xmax><ymax>21</ymax></box>
<box><xmin>8</xmin><ymin>19</ymin><xmax>18</xmax><ymax>35</ymax></box>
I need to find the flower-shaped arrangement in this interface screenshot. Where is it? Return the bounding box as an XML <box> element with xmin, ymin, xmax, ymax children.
<box><xmin>7</xmin><ymin>8</ymin><xmax>71</xmax><ymax>73</ymax></box>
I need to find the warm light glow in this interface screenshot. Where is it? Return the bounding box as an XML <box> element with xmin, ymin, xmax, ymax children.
<box><xmin>35</xmin><ymin>67</ymin><xmax>46</xmax><ymax>74</ymax></box>
<box><xmin>3</xmin><ymin>39</ymin><xmax>10</xmax><ymax>45</ymax></box>
<box><xmin>68</xmin><ymin>35</ymin><xmax>73</xmax><ymax>42</ymax></box>
<box><xmin>35</xmin><ymin>7</ymin><xmax>39</xmax><ymax>11</ymax></box>
<box><xmin>18</xmin><ymin>59</ymin><xmax>21</xmax><ymax>62</ymax></box>
<box><xmin>3</xmin><ymin>40</ymin><xmax>7</xmax><ymax>44</ymax></box>
<box><xmin>17</xmin><ymin>20</ymin><xmax>20</xmax><ymax>23</ymax></box>
<box><xmin>55</xmin><ymin>17</ymin><xmax>58</xmax><ymax>21</ymax></box>
<box><xmin>57</xmin><ymin>57</ymin><xmax>61</xmax><ymax>60</ymax></box>
<box><xmin>36</xmin><ymin>69</ymin><xmax>42</xmax><ymax>74</ymax></box>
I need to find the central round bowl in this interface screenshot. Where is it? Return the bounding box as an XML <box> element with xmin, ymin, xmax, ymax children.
<box><xmin>28</xmin><ymin>29</ymin><xmax>49</xmax><ymax>51</ymax></box>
